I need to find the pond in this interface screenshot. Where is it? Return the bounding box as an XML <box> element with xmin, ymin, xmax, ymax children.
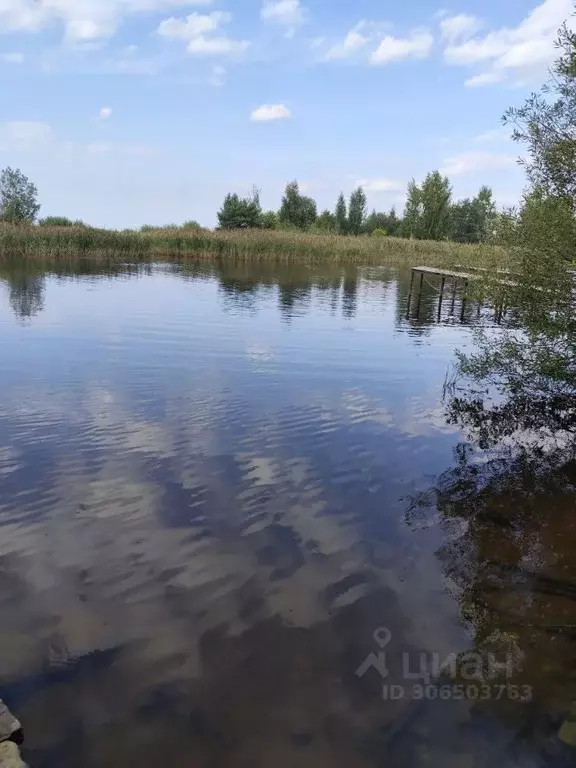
<box><xmin>0</xmin><ymin>261</ymin><xmax>574</xmax><ymax>767</ymax></box>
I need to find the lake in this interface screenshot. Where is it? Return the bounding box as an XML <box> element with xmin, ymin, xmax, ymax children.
<box><xmin>0</xmin><ymin>261</ymin><xmax>574</xmax><ymax>767</ymax></box>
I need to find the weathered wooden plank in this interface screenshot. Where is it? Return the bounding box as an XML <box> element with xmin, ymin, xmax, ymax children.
<box><xmin>412</xmin><ymin>266</ymin><xmax>475</xmax><ymax>280</ymax></box>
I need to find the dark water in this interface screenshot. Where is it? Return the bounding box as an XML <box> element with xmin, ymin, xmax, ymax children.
<box><xmin>0</xmin><ymin>261</ymin><xmax>574</xmax><ymax>767</ymax></box>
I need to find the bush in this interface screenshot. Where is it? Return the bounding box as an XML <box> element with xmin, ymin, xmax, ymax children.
<box><xmin>261</xmin><ymin>211</ymin><xmax>278</xmax><ymax>230</ymax></box>
<box><xmin>39</xmin><ymin>216</ymin><xmax>74</xmax><ymax>227</ymax></box>
<box><xmin>372</xmin><ymin>228</ymin><xmax>388</xmax><ymax>238</ymax></box>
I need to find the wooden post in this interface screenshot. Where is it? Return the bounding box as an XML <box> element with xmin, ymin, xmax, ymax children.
<box><xmin>450</xmin><ymin>278</ymin><xmax>458</xmax><ymax>316</ymax></box>
<box><xmin>438</xmin><ymin>276</ymin><xmax>446</xmax><ymax>320</ymax></box>
<box><xmin>416</xmin><ymin>277</ymin><xmax>424</xmax><ymax>318</ymax></box>
<box><xmin>460</xmin><ymin>279</ymin><xmax>469</xmax><ymax>323</ymax></box>
<box><xmin>406</xmin><ymin>269</ymin><xmax>416</xmax><ymax>318</ymax></box>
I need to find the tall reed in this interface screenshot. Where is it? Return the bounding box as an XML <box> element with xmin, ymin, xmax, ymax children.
<box><xmin>0</xmin><ymin>223</ymin><xmax>505</xmax><ymax>268</ymax></box>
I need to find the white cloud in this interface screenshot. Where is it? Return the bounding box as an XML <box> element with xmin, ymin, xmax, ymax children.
<box><xmin>0</xmin><ymin>121</ymin><xmax>53</xmax><ymax>150</ymax></box>
<box><xmin>370</xmin><ymin>30</ymin><xmax>433</xmax><ymax>65</ymax></box>
<box><xmin>158</xmin><ymin>11</ymin><xmax>249</xmax><ymax>56</ymax></box>
<box><xmin>261</xmin><ymin>0</ymin><xmax>305</xmax><ymax>29</ymax></box>
<box><xmin>0</xmin><ymin>0</ymin><xmax>214</xmax><ymax>43</ymax></box>
<box><xmin>250</xmin><ymin>104</ymin><xmax>291</xmax><ymax>122</ymax></box>
<box><xmin>325</xmin><ymin>22</ymin><xmax>370</xmax><ymax>60</ymax></box>
<box><xmin>356</xmin><ymin>178</ymin><xmax>403</xmax><ymax>193</ymax></box>
<box><xmin>158</xmin><ymin>10</ymin><xmax>223</xmax><ymax>39</ymax></box>
<box><xmin>440</xmin><ymin>14</ymin><xmax>481</xmax><ymax>43</ymax></box>
<box><xmin>99</xmin><ymin>106</ymin><xmax>113</xmax><ymax>119</ymax></box>
<box><xmin>440</xmin><ymin>151</ymin><xmax>517</xmax><ymax>176</ymax></box>
<box><xmin>465</xmin><ymin>71</ymin><xmax>503</xmax><ymax>87</ymax></box>
<box><xmin>1</xmin><ymin>52</ymin><xmax>25</xmax><ymax>64</ymax></box>
<box><xmin>209</xmin><ymin>64</ymin><xmax>226</xmax><ymax>86</ymax></box>
<box><xmin>445</xmin><ymin>0</ymin><xmax>575</xmax><ymax>86</ymax></box>
<box><xmin>474</xmin><ymin>127</ymin><xmax>510</xmax><ymax>143</ymax></box>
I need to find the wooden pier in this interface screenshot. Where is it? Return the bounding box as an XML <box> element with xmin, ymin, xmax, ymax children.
<box><xmin>406</xmin><ymin>265</ymin><xmax>515</xmax><ymax>324</ymax></box>
<box><xmin>407</xmin><ymin>266</ymin><xmax>475</xmax><ymax>323</ymax></box>
<box><xmin>409</xmin><ymin>266</ymin><xmax>475</xmax><ymax>294</ymax></box>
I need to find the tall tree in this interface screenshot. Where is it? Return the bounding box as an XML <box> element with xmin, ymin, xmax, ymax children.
<box><xmin>217</xmin><ymin>188</ymin><xmax>262</xmax><ymax>229</ymax></box>
<box><xmin>348</xmin><ymin>186</ymin><xmax>367</xmax><ymax>236</ymax></box>
<box><xmin>449</xmin><ymin>199</ymin><xmax>475</xmax><ymax>243</ymax></box>
<box><xmin>451</xmin><ymin>187</ymin><xmax>497</xmax><ymax>243</ymax></box>
<box><xmin>335</xmin><ymin>192</ymin><xmax>348</xmax><ymax>235</ymax></box>
<box><xmin>419</xmin><ymin>171</ymin><xmax>452</xmax><ymax>240</ymax></box>
<box><xmin>402</xmin><ymin>179</ymin><xmax>423</xmax><ymax>238</ymax></box>
<box><xmin>0</xmin><ymin>167</ymin><xmax>40</xmax><ymax>223</ymax></box>
<box><xmin>474</xmin><ymin>185</ymin><xmax>496</xmax><ymax>241</ymax></box>
<box><xmin>278</xmin><ymin>181</ymin><xmax>317</xmax><ymax>230</ymax></box>
<box><xmin>387</xmin><ymin>206</ymin><xmax>400</xmax><ymax>236</ymax></box>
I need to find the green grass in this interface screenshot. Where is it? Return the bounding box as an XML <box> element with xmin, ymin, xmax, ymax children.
<box><xmin>0</xmin><ymin>223</ymin><xmax>506</xmax><ymax>269</ymax></box>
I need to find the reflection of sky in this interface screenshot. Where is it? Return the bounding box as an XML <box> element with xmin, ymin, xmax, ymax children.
<box><xmin>0</xmin><ymin>267</ymin><xmax>475</xmax><ymax>437</ymax></box>
<box><xmin>0</xmin><ymin>264</ymin><xmax>485</xmax><ymax>766</ymax></box>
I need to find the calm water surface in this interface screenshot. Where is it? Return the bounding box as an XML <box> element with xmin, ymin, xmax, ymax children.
<box><xmin>0</xmin><ymin>262</ymin><xmax>574</xmax><ymax>767</ymax></box>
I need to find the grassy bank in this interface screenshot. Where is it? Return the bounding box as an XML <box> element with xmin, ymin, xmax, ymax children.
<box><xmin>0</xmin><ymin>223</ymin><xmax>505</xmax><ymax>268</ymax></box>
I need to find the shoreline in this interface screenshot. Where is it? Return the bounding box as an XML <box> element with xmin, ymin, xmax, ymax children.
<box><xmin>0</xmin><ymin>224</ymin><xmax>504</xmax><ymax>269</ymax></box>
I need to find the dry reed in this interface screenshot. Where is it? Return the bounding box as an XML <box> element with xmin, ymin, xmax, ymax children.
<box><xmin>0</xmin><ymin>223</ymin><xmax>506</xmax><ymax>269</ymax></box>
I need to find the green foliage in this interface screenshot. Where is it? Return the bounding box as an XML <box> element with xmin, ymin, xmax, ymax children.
<box><xmin>335</xmin><ymin>192</ymin><xmax>348</xmax><ymax>235</ymax></box>
<box><xmin>385</xmin><ymin>206</ymin><xmax>401</xmax><ymax>236</ymax></box>
<box><xmin>278</xmin><ymin>181</ymin><xmax>317</xmax><ymax>230</ymax></box>
<box><xmin>0</xmin><ymin>222</ymin><xmax>496</xmax><ymax>267</ymax></box>
<box><xmin>364</xmin><ymin>210</ymin><xmax>387</xmax><ymax>234</ymax></box>
<box><xmin>217</xmin><ymin>187</ymin><xmax>263</xmax><ymax>230</ymax></box>
<box><xmin>315</xmin><ymin>209</ymin><xmax>338</xmax><ymax>232</ymax></box>
<box><xmin>449</xmin><ymin>200</ymin><xmax>476</xmax><ymax>243</ymax></box>
<box><xmin>348</xmin><ymin>186</ymin><xmax>367</xmax><ymax>236</ymax></box>
<box><xmin>419</xmin><ymin>171</ymin><xmax>452</xmax><ymax>240</ymax></box>
<box><xmin>503</xmin><ymin>21</ymin><xmax>576</xmax><ymax>267</ymax></box>
<box><xmin>0</xmin><ymin>167</ymin><xmax>40</xmax><ymax>223</ymax></box>
<box><xmin>504</xmin><ymin>23</ymin><xmax>576</xmax><ymax>207</ymax></box>
<box><xmin>182</xmin><ymin>220</ymin><xmax>202</xmax><ymax>230</ymax></box>
<box><xmin>449</xmin><ymin>189</ymin><xmax>495</xmax><ymax>244</ymax></box>
<box><xmin>518</xmin><ymin>188</ymin><xmax>576</xmax><ymax>262</ymax></box>
<box><xmin>445</xmin><ymin>25</ymin><xmax>576</xmax><ymax>464</ymax></box>
<box><xmin>475</xmin><ymin>186</ymin><xmax>497</xmax><ymax>239</ymax></box>
<box><xmin>401</xmin><ymin>172</ymin><xmax>454</xmax><ymax>240</ymax></box>
<box><xmin>371</xmin><ymin>228</ymin><xmax>388</xmax><ymax>238</ymax></box>
<box><xmin>365</xmin><ymin>208</ymin><xmax>401</xmax><ymax>236</ymax></box>
<box><xmin>38</xmin><ymin>216</ymin><xmax>74</xmax><ymax>227</ymax></box>
<box><xmin>261</xmin><ymin>210</ymin><xmax>278</xmax><ymax>230</ymax></box>
<box><xmin>402</xmin><ymin>179</ymin><xmax>423</xmax><ymax>238</ymax></box>
<box><xmin>141</xmin><ymin>223</ymin><xmax>180</xmax><ymax>231</ymax></box>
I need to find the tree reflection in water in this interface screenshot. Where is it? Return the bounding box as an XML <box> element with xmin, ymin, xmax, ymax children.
<box><xmin>409</xmin><ymin>268</ymin><xmax>576</xmax><ymax>752</ymax></box>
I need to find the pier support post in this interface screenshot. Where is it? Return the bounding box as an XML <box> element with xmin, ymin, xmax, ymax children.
<box><xmin>438</xmin><ymin>276</ymin><xmax>446</xmax><ymax>321</ymax></box>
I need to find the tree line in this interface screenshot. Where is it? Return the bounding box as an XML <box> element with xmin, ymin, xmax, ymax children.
<box><xmin>216</xmin><ymin>173</ymin><xmax>498</xmax><ymax>244</ymax></box>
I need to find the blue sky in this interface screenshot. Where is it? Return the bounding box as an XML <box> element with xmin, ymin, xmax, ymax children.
<box><xmin>0</xmin><ymin>0</ymin><xmax>572</xmax><ymax>227</ymax></box>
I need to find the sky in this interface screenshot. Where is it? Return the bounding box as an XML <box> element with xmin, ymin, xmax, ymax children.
<box><xmin>0</xmin><ymin>0</ymin><xmax>573</xmax><ymax>228</ymax></box>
